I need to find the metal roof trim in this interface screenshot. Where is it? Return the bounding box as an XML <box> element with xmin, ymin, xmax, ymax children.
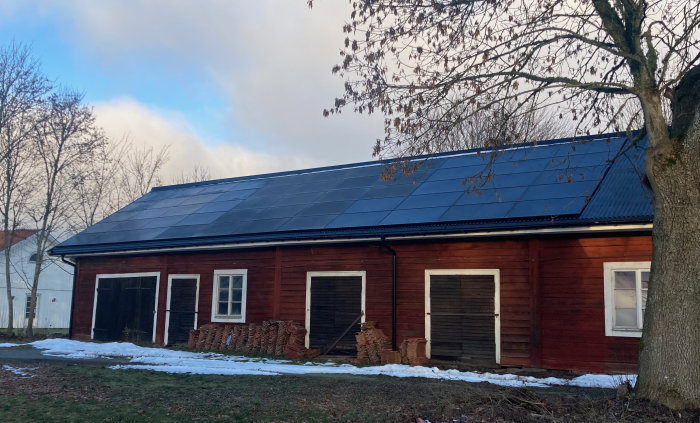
<box><xmin>50</xmin><ymin>215</ymin><xmax>652</xmax><ymax>257</ymax></box>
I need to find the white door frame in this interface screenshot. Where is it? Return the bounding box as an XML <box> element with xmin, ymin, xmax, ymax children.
<box><xmin>425</xmin><ymin>269</ymin><xmax>501</xmax><ymax>363</ymax></box>
<box><xmin>164</xmin><ymin>274</ymin><xmax>200</xmax><ymax>345</ymax></box>
<box><xmin>92</xmin><ymin>272</ymin><xmax>161</xmax><ymax>343</ymax></box>
<box><xmin>305</xmin><ymin>271</ymin><xmax>366</xmax><ymax>348</ymax></box>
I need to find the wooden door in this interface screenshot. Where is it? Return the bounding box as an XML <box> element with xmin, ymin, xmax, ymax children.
<box><xmin>166</xmin><ymin>277</ymin><xmax>198</xmax><ymax>345</ymax></box>
<box><xmin>93</xmin><ymin>276</ymin><xmax>157</xmax><ymax>342</ymax></box>
<box><xmin>308</xmin><ymin>276</ymin><xmax>362</xmax><ymax>354</ymax></box>
<box><xmin>429</xmin><ymin>274</ymin><xmax>496</xmax><ymax>363</ymax></box>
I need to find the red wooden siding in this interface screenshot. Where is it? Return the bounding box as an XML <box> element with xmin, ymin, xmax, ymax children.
<box><xmin>538</xmin><ymin>236</ymin><xmax>651</xmax><ymax>372</ymax></box>
<box><xmin>71</xmin><ymin>234</ymin><xmax>651</xmax><ymax>372</ymax></box>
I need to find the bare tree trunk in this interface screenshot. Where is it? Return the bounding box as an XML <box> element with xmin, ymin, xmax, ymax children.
<box><xmin>3</xmin><ymin>228</ymin><xmax>13</xmax><ymax>335</ymax></box>
<box><xmin>637</xmin><ymin>67</ymin><xmax>700</xmax><ymax>409</ymax></box>
<box><xmin>25</xmin><ymin>194</ymin><xmax>52</xmax><ymax>338</ymax></box>
<box><xmin>25</xmin><ymin>246</ymin><xmax>43</xmax><ymax>336</ymax></box>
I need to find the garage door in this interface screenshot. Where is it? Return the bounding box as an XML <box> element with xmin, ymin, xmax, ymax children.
<box><xmin>428</xmin><ymin>273</ymin><xmax>497</xmax><ymax>364</ymax></box>
<box><xmin>93</xmin><ymin>275</ymin><xmax>158</xmax><ymax>343</ymax></box>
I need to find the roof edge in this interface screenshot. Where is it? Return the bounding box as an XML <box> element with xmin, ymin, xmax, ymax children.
<box><xmin>50</xmin><ymin>219</ymin><xmax>652</xmax><ymax>257</ymax></box>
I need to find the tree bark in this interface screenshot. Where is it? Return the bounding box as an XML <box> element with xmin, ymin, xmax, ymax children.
<box><xmin>25</xmin><ymin>232</ymin><xmax>47</xmax><ymax>338</ymax></box>
<box><xmin>636</xmin><ymin>67</ymin><xmax>700</xmax><ymax>409</ymax></box>
<box><xmin>25</xmin><ymin>250</ymin><xmax>42</xmax><ymax>337</ymax></box>
<box><xmin>3</xmin><ymin>228</ymin><xmax>13</xmax><ymax>336</ymax></box>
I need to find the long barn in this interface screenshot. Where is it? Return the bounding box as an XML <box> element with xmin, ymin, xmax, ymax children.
<box><xmin>51</xmin><ymin>133</ymin><xmax>653</xmax><ymax>373</ymax></box>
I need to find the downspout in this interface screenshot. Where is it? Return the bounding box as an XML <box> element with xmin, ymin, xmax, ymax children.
<box><xmin>61</xmin><ymin>255</ymin><xmax>77</xmax><ymax>339</ymax></box>
<box><xmin>380</xmin><ymin>237</ymin><xmax>397</xmax><ymax>350</ymax></box>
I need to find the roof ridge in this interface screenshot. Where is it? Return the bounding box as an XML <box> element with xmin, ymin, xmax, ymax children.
<box><xmin>153</xmin><ymin>130</ymin><xmax>633</xmax><ymax>192</ymax></box>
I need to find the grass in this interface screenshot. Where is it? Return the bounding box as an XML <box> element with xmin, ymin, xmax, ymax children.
<box><xmin>0</xmin><ymin>363</ymin><xmax>697</xmax><ymax>422</ymax></box>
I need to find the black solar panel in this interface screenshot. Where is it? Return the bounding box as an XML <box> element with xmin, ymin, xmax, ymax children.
<box><xmin>54</xmin><ymin>135</ymin><xmax>647</xmax><ymax>253</ymax></box>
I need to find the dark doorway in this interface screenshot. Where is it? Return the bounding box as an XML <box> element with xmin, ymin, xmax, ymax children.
<box><xmin>166</xmin><ymin>276</ymin><xmax>199</xmax><ymax>345</ymax></box>
<box><xmin>429</xmin><ymin>273</ymin><xmax>497</xmax><ymax>364</ymax></box>
<box><xmin>93</xmin><ymin>275</ymin><xmax>158</xmax><ymax>343</ymax></box>
<box><xmin>308</xmin><ymin>275</ymin><xmax>363</xmax><ymax>355</ymax></box>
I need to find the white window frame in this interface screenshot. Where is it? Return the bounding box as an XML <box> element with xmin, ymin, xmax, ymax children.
<box><xmin>425</xmin><ymin>269</ymin><xmax>501</xmax><ymax>364</ymax></box>
<box><xmin>92</xmin><ymin>272</ymin><xmax>161</xmax><ymax>343</ymax></box>
<box><xmin>305</xmin><ymin>271</ymin><xmax>367</xmax><ymax>349</ymax></box>
<box><xmin>603</xmin><ymin>261</ymin><xmax>650</xmax><ymax>337</ymax></box>
<box><xmin>164</xmin><ymin>274</ymin><xmax>200</xmax><ymax>345</ymax></box>
<box><xmin>211</xmin><ymin>269</ymin><xmax>247</xmax><ymax>323</ymax></box>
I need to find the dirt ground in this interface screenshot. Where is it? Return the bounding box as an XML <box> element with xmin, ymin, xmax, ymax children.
<box><xmin>1</xmin><ymin>360</ymin><xmax>698</xmax><ymax>422</ymax></box>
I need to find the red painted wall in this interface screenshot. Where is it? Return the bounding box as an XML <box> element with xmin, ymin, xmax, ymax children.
<box><xmin>71</xmin><ymin>233</ymin><xmax>651</xmax><ymax>372</ymax></box>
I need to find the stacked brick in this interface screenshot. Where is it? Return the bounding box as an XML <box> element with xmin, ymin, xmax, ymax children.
<box><xmin>186</xmin><ymin>320</ymin><xmax>319</xmax><ymax>359</ymax></box>
<box><xmin>354</xmin><ymin>321</ymin><xmax>392</xmax><ymax>364</ymax></box>
<box><xmin>353</xmin><ymin>321</ymin><xmax>429</xmax><ymax>366</ymax></box>
<box><xmin>399</xmin><ymin>338</ymin><xmax>428</xmax><ymax>366</ymax></box>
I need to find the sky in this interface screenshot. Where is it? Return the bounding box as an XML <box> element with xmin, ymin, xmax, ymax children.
<box><xmin>0</xmin><ymin>1</ymin><xmax>384</xmax><ymax>181</ymax></box>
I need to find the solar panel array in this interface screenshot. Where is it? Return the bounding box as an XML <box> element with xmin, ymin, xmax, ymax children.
<box><xmin>56</xmin><ymin>136</ymin><xmax>636</xmax><ymax>251</ymax></box>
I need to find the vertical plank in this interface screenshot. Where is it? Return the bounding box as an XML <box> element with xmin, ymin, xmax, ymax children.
<box><xmin>528</xmin><ymin>239</ymin><xmax>542</xmax><ymax>367</ymax></box>
<box><xmin>273</xmin><ymin>247</ymin><xmax>281</xmax><ymax>319</ymax></box>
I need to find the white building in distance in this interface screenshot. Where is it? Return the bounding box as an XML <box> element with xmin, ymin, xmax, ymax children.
<box><xmin>0</xmin><ymin>230</ymin><xmax>73</xmax><ymax>333</ymax></box>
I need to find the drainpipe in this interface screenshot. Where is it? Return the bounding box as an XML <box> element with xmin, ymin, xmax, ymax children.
<box><xmin>61</xmin><ymin>255</ymin><xmax>77</xmax><ymax>339</ymax></box>
<box><xmin>380</xmin><ymin>237</ymin><xmax>397</xmax><ymax>350</ymax></box>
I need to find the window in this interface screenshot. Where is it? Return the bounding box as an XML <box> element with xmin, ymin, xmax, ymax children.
<box><xmin>211</xmin><ymin>269</ymin><xmax>247</xmax><ymax>323</ymax></box>
<box><xmin>603</xmin><ymin>262</ymin><xmax>650</xmax><ymax>337</ymax></box>
<box><xmin>29</xmin><ymin>253</ymin><xmax>38</xmax><ymax>262</ymax></box>
<box><xmin>25</xmin><ymin>294</ymin><xmax>38</xmax><ymax>321</ymax></box>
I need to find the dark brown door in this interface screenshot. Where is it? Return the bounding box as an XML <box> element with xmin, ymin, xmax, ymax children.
<box><xmin>93</xmin><ymin>276</ymin><xmax>157</xmax><ymax>343</ymax></box>
<box><xmin>167</xmin><ymin>277</ymin><xmax>198</xmax><ymax>345</ymax></box>
<box><xmin>309</xmin><ymin>275</ymin><xmax>362</xmax><ymax>354</ymax></box>
<box><xmin>429</xmin><ymin>274</ymin><xmax>496</xmax><ymax>363</ymax></box>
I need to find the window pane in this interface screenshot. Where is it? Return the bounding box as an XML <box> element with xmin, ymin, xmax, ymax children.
<box><xmin>232</xmin><ymin>289</ymin><xmax>242</xmax><ymax>302</ymax></box>
<box><xmin>25</xmin><ymin>297</ymin><xmax>34</xmax><ymax>318</ymax></box>
<box><xmin>614</xmin><ymin>271</ymin><xmax>636</xmax><ymax>289</ymax></box>
<box><xmin>219</xmin><ymin>275</ymin><xmax>230</xmax><ymax>290</ymax></box>
<box><xmin>614</xmin><ymin>289</ymin><xmax>637</xmax><ymax>308</ymax></box>
<box><xmin>218</xmin><ymin>302</ymin><xmax>228</xmax><ymax>315</ymax></box>
<box><xmin>642</xmin><ymin>290</ymin><xmax>648</xmax><ymax>306</ymax></box>
<box><xmin>232</xmin><ymin>276</ymin><xmax>243</xmax><ymax>289</ymax></box>
<box><xmin>641</xmin><ymin>271</ymin><xmax>650</xmax><ymax>290</ymax></box>
<box><xmin>231</xmin><ymin>302</ymin><xmax>242</xmax><ymax>316</ymax></box>
<box><xmin>219</xmin><ymin>288</ymin><xmax>229</xmax><ymax>302</ymax></box>
<box><xmin>615</xmin><ymin>308</ymin><xmax>638</xmax><ymax>328</ymax></box>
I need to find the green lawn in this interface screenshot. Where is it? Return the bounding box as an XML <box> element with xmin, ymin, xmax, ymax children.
<box><xmin>0</xmin><ymin>363</ymin><xmax>694</xmax><ymax>422</ymax></box>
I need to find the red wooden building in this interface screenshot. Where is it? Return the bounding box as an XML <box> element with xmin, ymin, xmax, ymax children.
<box><xmin>51</xmin><ymin>134</ymin><xmax>653</xmax><ymax>373</ymax></box>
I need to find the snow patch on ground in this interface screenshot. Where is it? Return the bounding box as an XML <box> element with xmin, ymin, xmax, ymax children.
<box><xmin>2</xmin><ymin>364</ymin><xmax>36</xmax><ymax>377</ymax></box>
<box><xmin>28</xmin><ymin>339</ymin><xmax>636</xmax><ymax>388</ymax></box>
<box><xmin>0</xmin><ymin>343</ymin><xmax>21</xmax><ymax>348</ymax></box>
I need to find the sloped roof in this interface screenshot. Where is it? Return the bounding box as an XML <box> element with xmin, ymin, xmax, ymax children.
<box><xmin>51</xmin><ymin>133</ymin><xmax>653</xmax><ymax>256</ymax></box>
<box><xmin>0</xmin><ymin>229</ymin><xmax>38</xmax><ymax>251</ymax></box>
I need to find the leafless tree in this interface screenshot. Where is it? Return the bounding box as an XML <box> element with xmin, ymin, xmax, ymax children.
<box><xmin>0</xmin><ymin>43</ymin><xmax>49</xmax><ymax>335</ymax></box>
<box><xmin>68</xmin><ymin>134</ymin><xmax>125</xmax><ymax>233</ymax></box>
<box><xmin>115</xmin><ymin>143</ymin><xmax>169</xmax><ymax>208</ymax></box>
<box><xmin>25</xmin><ymin>90</ymin><xmax>103</xmax><ymax>336</ymax></box>
<box><xmin>417</xmin><ymin>99</ymin><xmax>569</xmax><ymax>154</ymax></box>
<box><xmin>321</xmin><ymin>0</ymin><xmax>700</xmax><ymax>408</ymax></box>
<box><xmin>169</xmin><ymin>163</ymin><xmax>212</xmax><ymax>185</ymax></box>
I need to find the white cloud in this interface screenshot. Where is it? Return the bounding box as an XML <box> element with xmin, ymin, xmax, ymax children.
<box><xmin>93</xmin><ymin>98</ymin><xmax>318</xmax><ymax>183</ymax></box>
<box><xmin>12</xmin><ymin>1</ymin><xmax>384</xmax><ymax>165</ymax></box>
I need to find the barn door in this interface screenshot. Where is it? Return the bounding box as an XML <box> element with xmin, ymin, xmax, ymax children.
<box><xmin>306</xmin><ymin>272</ymin><xmax>365</xmax><ymax>355</ymax></box>
<box><xmin>93</xmin><ymin>278</ymin><xmax>120</xmax><ymax>341</ymax></box>
<box><xmin>165</xmin><ymin>275</ymin><xmax>199</xmax><ymax>345</ymax></box>
<box><xmin>93</xmin><ymin>274</ymin><xmax>159</xmax><ymax>343</ymax></box>
<box><xmin>427</xmin><ymin>271</ymin><xmax>500</xmax><ymax>364</ymax></box>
